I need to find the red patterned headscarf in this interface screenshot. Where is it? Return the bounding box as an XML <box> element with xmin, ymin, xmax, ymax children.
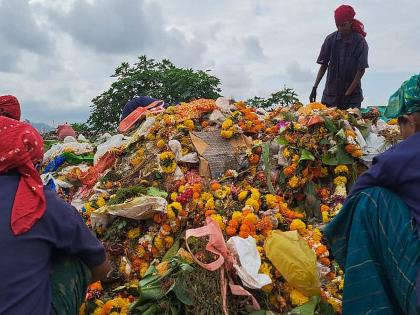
<box><xmin>0</xmin><ymin>116</ymin><xmax>46</xmax><ymax>235</ymax></box>
<box><xmin>0</xmin><ymin>95</ymin><xmax>21</xmax><ymax>120</ymax></box>
<box><xmin>334</xmin><ymin>5</ymin><xmax>367</xmax><ymax>37</ymax></box>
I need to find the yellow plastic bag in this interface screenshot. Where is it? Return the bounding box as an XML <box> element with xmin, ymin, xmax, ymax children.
<box><xmin>264</xmin><ymin>230</ymin><xmax>320</xmax><ymax>297</ymax></box>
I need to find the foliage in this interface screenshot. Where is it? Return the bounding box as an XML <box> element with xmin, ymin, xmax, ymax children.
<box><xmin>88</xmin><ymin>56</ymin><xmax>222</xmax><ymax>132</ymax></box>
<box><xmin>247</xmin><ymin>87</ymin><xmax>299</xmax><ymax>110</ymax></box>
<box><xmin>71</xmin><ymin>122</ymin><xmax>91</xmax><ymax>134</ymax></box>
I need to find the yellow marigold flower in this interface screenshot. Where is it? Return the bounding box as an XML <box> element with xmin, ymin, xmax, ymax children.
<box><xmin>265</xmin><ymin>194</ymin><xmax>278</xmax><ymax>209</ymax></box>
<box><xmin>154</xmin><ymin>236</ymin><xmax>164</xmax><ymax>250</ymax></box>
<box><xmin>221</xmin><ymin>129</ymin><xmax>234</xmax><ymax>139</ymax></box>
<box><xmin>222</xmin><ymin>118</ymin><xmax>233</xmax><ymax>130</ymax></box>
<box><xmin>201</xmin><ymin>192</ymin><xmax>213</xmax><ymax>201</ymax></box>
<box><xmin>288</xmin><ymin>176</ymin><xmax>300</xmax><ymax>189</ymax></box>
<box><xmin>156</xmin><ymin>139</ymin><xmax>166</xmax><ymax>149</ymax></box>
<box><xmin>293</xmin><ymin>122</ymin><xmax>302</xmax><ymax>130</ymax></box>
<box><xmin>92</xmin><ymin>307</ymin><xmax>103</xmax><ymax>315</ymax></box>
<box><xmin>290</xmin><ymin>219</ymin><xmax>306</xmax><ymax>232</ymax></box>
<box><xmin>146</xmin><ymin>133</ymin><xmax>155</xmax><ymax>141</ymax></box>
<box><xmin>259</xmin><ymin>262</ymin><xmax>272</xmax><ymax>276</ymax></box>
<box><xmin>333</xmin><ymin>176</ymin><xmax>347</xmax><ymax>186</ymax></box>
<box><xmin>292</xmin><ymin>154</ymin><xmax>300</xmax><ymax>163</ymax></box>
<box><xmin>140</xmin><ymin>262</ymin><xmax>149</xmax><ymax>278</ymax></box>
<box><xmin>339</xmin><ymin>278</ymin><xmax>344</xmax><ymax>290</ymax></box>
<box><xmin>250</xmin><ymin>188</ymin><xmax>261</xmax><ymax>200</ymax></box>
<box><xmin>167</xmin><ymin>202</ymin><xmax>182</xmax><ymax>216</ymax></box>
<box><xmin>238</xmin><ymin>190</ymin><xmax>249</xmax><ymax>201</ymax></box>
<box><xmin>334</xmin><ymin>165</ymin><xmax>349</xmax><ymax>175</ymax></box>
<box><xmin>214</xmin><ymin>188</ymin><xmax>227</xmax><ymax>199</ymax></box>
<box><xmin>136</xmin><ymin>245</ymin><xmax>146</xmax><ymax>258</ymax></box>
<box><xmin>127</xmin><ymin>227</ymin><xmax>141</xmax><ymax>239</ymax></box>
<box><xmin>290</xmin><ymin>289</ymin><xmax>310</xmax><ymax>306</ymax></box>
<box><xmin>170</xmin><ymin>192</ymin><xmax>178</xmax><ymax>201</ymax></box>
<box><xmin>283</xmin><ymin>147</ymin><xmax>291</xmax><ymax>158</ymax></box>
<box><xmin>322</xmin><ymin>211</ymin><xmax>330</xmax><ymax>223</ymax></box>
<box><xmin>244</xmin><ymin>212</ymin><xmax>258</xmax><ymax>225</ymax></box>
<box><xmin>184</xmin><ymin>119</ymin><xmax>195</xmax><ymax>131</ymax></box>
<box><xmin>232</xmin><ymin>211</ymin><xmax>243</xmax><ymax>223</ymax></box>
<box><xmin>156</xmin><ymin>261</ymin><xmax>170</xmax><ymax>276</ymax></box>
<box><xmin>205</xmin><ymin>198</ymin><xmax>215</xmax><ymax>210</ymax></box>
<box><xmin>164</xmin><ymin>236</ymin><xmax>174</xmax><ymax>249</ymax></box>
<box><xmin>245</xmin><ymin>198</ymin><xmax>260</xmax><ymax>211</ymax></box>
<box><xmin>210</xmin><ymin>214</ymin><xmax>225</xmax><ymax>230</ymax></box>
<box><xmin>222</xmin><ymin>185</ymin><xmax>231</xmax><ymax>195</ymax></box>
<box><xmin>96</xmin><ymin>196</ymin><xmax>106</xmax><ymax>208</ymax></box>
<box><xmin>312</xmin><ymin>228</ymin><xmax>323</xmax><ymax>242</ymax></box>
<box><xmin>167</xmin><ymin>208</ymin><xmax>176</xmax><ymax>220</ymax></box>
<box><xmin>388</xmin><ymin>118</ymin><xmax>398</xmax><ymax>125</ymax></box>
<box><xmin>177</xmin><ymin>248</ymin><xmax>194</xmax><ymax>263</ymax></box>
<box><xmin>84</xmin><ymin>203</ymin><xmax>95</xmax><ymax>216</ymax></box>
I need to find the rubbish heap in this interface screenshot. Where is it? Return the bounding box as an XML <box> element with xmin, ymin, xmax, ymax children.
<box><xmin>41</xmin><ymin>98</ymin><xmax>400</xmax><ymax>315</ymax></box>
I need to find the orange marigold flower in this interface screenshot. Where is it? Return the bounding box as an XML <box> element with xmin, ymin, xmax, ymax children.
<box><xmin>320</xmin><ymin>204</ymin><xmax>330</xmax><ymax>212</ymax></box>
<box><xmin>226</xmin><ymin>226</ymin><xmax>237</xmax><ymax>236</ymax></box>
<box><xmin>316</xmin><ymin>245</ymin><xmax>328</xmax><ymax>256</ymax></box>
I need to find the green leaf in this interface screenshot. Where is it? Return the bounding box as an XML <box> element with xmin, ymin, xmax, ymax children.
<box><xmin>276</xmin><ymin>135</ymin><xmax>289</xmax><ymax>145</ymax></box>
<box><xmin>162</xmin><ymin>239</ymin><xmax>180</xmax><ymax>261</ymax></box>
<box><xmin>335</xmin><ymin>128</ymin><xmax>346</xmax><ymax>140</ymax></box>
<box><xmin>289</xmin><ymin>296</ymin><xmax>320</xmax><ymax>315</ymax></box>
<box><xmin>317</xmin><ymin>300</ymin><xmax>337</xmax><ymax>315</ymax></box>
<box><xmin>263</xmin><ymin>143</ymin><xmax>276</xmax><ymax>195</ymax></box>
<box><xmin>147</xmin><ymin>187</ymin><xmax>168</xmax><ymax>198</ymax></box>
<box><xmin>172</xmin><ymin>280</ymin><xmax>194</xmax><ymax>305</ymax></box>
<box><xmin>322</xmin><ymin>153</ymin><xmax>338</xmax><ymax>166</ymax></box>
<box><xmin>299</xmin><ymin>149</ymin><xmax>315</xmax><ymax>162</ymax></box>
<box><xmin>336</xmin><ymin>145</ymin><xmax>355</xmax><ymax>164</ymax></box>
<box><xmin>323</xmin><ymin>117</ymin><xmax>337</xmax><ymax>133</ymax></box>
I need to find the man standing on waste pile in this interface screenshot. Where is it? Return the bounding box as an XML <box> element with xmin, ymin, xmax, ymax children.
<box><xmin>310</xmin><ymin>5</ymin><xmax>369</xmax><ymax>109</ymax></box>
<box><xmin>0</xmin><ymin>115</ymin><xmax>110</xmax><ymax>314</ymax></box>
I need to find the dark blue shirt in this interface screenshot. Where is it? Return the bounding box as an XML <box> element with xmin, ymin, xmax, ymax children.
<box><xmin>317</xmin><ymin>31</ymin><xmax>369</xmax><ymax>107</ymax></box>
<box><xmin>0</xmin><ymin>171</ymin><xmax>105</xmax><ymax>315</ymax></box>
<box><xmin>349</xmin><ymin>132</ymin><xmax>420</xmax><ymax>305</ymax></box>
<box><xmin>121</xmin><ymin>96</ymin><xmax>162</xmax><ymax>120</ymax></box>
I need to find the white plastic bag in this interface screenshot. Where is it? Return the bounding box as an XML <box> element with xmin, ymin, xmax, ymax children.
<box><xmin>168</xmin><ymin>139</ymin><xmax>199</xmax><ymax>163</ymax></box>
<box><xmin>227</xmin><ymin>236</ymin><xmax>272</xmax><ymax>289</ymax></box>
<box><xmin>94</xmin><ymin>134</ymin><xmax>127</xmax><ymax>165</ymax></box>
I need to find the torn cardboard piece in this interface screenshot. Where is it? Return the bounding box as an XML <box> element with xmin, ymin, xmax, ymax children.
<box><xmin>190</xmin><ymin>130</ymin><xmax>251</xmax><ymax>178</ymax></box>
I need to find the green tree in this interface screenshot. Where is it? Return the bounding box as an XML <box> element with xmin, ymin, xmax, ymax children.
<box><xmin>247</xmin><ymin>87</ymin><xmax>299</xmax><ymax>110</ymax></box>
<box><xmin>88</xmin><ymin>56</ymin><xmax>222</xmax><ymax>132</ymax></box>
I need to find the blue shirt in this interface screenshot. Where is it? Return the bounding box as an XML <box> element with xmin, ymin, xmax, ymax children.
<box><xmin>317</xmin><ymin>31</ymin><xmax>369</xmax><ymax>107</ymax></box>
<box><xmin>0</xmin><ymin>171</ymin><xmax>105</xmax><ymax>315</ymax></box>
<box><xmin>121</xmin><ymin>96</ymin><xmax>162</xmax><ymax>120</ymax></box>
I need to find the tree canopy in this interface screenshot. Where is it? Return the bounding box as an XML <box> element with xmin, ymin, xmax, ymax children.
<box><xmin>88</xmin><ymin>56</ymin><xmax>222</xmax><ymax>132</ymax></box>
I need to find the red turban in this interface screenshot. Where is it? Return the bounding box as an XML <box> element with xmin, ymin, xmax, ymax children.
<box><xmin>0</xmin><ymin>95</ymin><xmax>21</xmax><ymax>120</ymax></box>
<box><xmin>0</xmin><ymin>116</ymin><xmax>46</xmax><ymax>235</ymax></box>
<box><xmin>334</xmin><ymin>5</ymin><xmax>367</xmax><ymax>37</ymax></box>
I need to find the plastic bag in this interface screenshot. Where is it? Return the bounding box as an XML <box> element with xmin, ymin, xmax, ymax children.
<box><xmin>94</xmin><ymin>134</ymin><xmax>127</xmax><ymax>165</ymax></box>
<box><xmin>92</xmin><ymin>196</ymin><xmax>167</xmax><ymax>227</ymax></box>
<box><xmin>168</xmin><ymin>139</ymin><xmax>199</xmax><ymax>163</ymax></box>
<box><xmin>264</xmin><ymin>230</ymin><xmax>320</xmax><ymax>297</ymax></box>
<box><xmin>227</xmin><ymin>236</ymin><xmax>272</xmax><ymax>289</ymax></box>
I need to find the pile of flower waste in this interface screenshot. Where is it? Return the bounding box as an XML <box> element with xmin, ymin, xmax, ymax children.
<box><xmin>41</xmin><ymin>99</ymin><xmax>399</xmax><ymax>315</ymax></box>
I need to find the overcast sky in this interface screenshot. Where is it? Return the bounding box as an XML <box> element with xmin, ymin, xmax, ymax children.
<box><xmin>1</xmin><ymin>0</ymin><xmax>419</xmax><ymax>125</ymax></box>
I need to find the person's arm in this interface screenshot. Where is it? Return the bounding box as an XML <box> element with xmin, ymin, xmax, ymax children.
<box><xmin>90</xmin><ymin>258</ymin><xmax>111</xmax><ymax>282</ymax></box>
<box><xmin>345</xmin><ymin>69</ymin><xmax>365</xmax><ymax>96</ymax></box>
<box><xmin>45</xmin><ymin>192</ymin><xmax>110</xmax><ymax>282</ymax></box>
<box><xmin>314</xmin><ymin>65</ymin><xmax>328</xmax><ymax>88</ymax></box>
<box><xmin>311</xmin><ymin>35</ymin><xmax>331</xmax><ymax>102</ymax></box>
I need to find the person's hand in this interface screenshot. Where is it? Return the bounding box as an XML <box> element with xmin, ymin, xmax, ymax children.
<box><xmin>309</xmin><ymin>87</ymin><xmax>317</xmax><ymax>103</ymax></box>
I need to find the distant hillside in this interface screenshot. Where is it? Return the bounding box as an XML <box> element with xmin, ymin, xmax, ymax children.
<box><xmin>24</xmin><ymin>119</ymin><xmax>54</xmax><ymax>133</ymax></box>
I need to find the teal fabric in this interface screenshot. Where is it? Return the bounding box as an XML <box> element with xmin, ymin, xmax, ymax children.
<box><xmin>324</xmin><ymin>187</ymin><xmax>420</xmax><ymax>314</ymax></box>
<box><xmin>385</xmin><ymin>74</ymin><xmax>420</xmax><ymax>118</ymax></box>
<box><xmin>51</xmin><ymin>257</ymin><xmax>91</xmax><ymax>315</ymax></box>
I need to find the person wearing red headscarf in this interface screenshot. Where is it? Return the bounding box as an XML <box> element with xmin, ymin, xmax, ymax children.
<box><xmin>310</xmin><ymin>5</ymin><xmax>369</xmax><ymax>109</ymax></box>
<box><xmin>0</xmin><ymin>117</ymin><xmax>110</xmax><ymax>314</ymax></box>
<box><xmin>0</xmin><ymin>95</ymin><xmax>21</xmax><ymax>120</ymax></box>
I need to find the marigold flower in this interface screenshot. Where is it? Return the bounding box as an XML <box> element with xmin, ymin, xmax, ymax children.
<box><xmin>334</xmin><ymin>176</ymin><xmax>347</xmax><ymax>186</ymax></box>
<box><xmin>288</xmin><ymin>176</ymin><xmax>300</xmax><ymax>189</ymax></box>
<box><xmin>127</xmin><ymin>227</ymin><xmax>140</xmax><ymax>240</ymax></box>
<box><xmin>210</xmin><ymin>214</ymin><xmax>225</xmax><ymax>230</ymax></box>
<box><xmin>231</xmin><ymin>211</ymin><xmax>243</xmax><ymax>223</ymax></box>
<box><xmin>245</xmin><ymin>198</ymin><xmax>260</xmax><ymax>211</ymax></box>
<box><xmin>334</xmin><ymin>165</ymin><xmax>349</xmax><ymax>175</ymax></box>
<box><xmin>289</xmin><ymin>219</ymin><xmax>306</xmax><ymax>232</ymax></box>
<box><xmin>320</xmin><ymin>204</ymin><xmax>330</xmax><ymax>212</ymax></box>
<box><xmin>237</xmin><ymin>190</ymin><xmax>249</xmax><ymax>201</ymax></box>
